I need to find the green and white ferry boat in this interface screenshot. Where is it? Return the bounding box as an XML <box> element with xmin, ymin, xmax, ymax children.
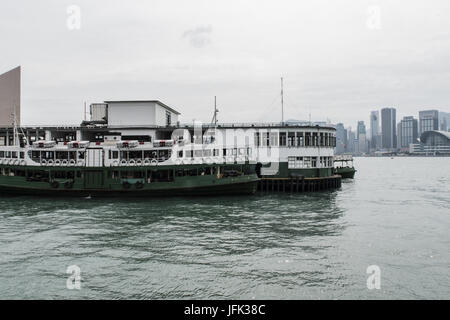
<box><xmin>0</xmin><ymin>98</ymin><xmax>339</xmax><ymax>196</ymax></box>
<box><xmin>0</xmin><ymin>136</ymin><xmax>259</xmax><ymax>197</ymax></box>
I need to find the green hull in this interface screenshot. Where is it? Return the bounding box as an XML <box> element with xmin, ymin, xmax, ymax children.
<box><xmin>0</xmin><ymin>164</ymin><xmax>259</xmax><ymax>197</ymax></box>
<box><xmin>334</xmin><ymin>167</ymin><xmax>356</xmax><ymax>179</ymax></box>
<box><xmin>0</xmin><ymin>179</ymin><xmax>258</xmax><ymax>197</ymax></box>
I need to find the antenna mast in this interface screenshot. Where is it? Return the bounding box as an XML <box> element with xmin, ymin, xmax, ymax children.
<box><xmin>211</xmin><ymin>96</ymin><xmax>219</xmax><ymax>127</ymax></box>
<box><xmin>281</xmin><ymin>77</ymin><xmax>284</xmax><ymax>124</ymax></box>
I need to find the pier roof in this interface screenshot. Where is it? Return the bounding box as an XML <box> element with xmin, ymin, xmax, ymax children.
<box><xmin>103</xmin><ymin>100</ymin><xmax>181</xmax><ymax>115</ymax></box>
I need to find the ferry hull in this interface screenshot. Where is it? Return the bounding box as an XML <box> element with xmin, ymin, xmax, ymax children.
<box><xmin>334</xmin><ymin>167</ymin><xmax>356</xmax><ymax>179</ymax></box>
<box><xmin>0</xmin><ymin>177</ymin><xmax>259</xmax><ymax>198</ymax></box>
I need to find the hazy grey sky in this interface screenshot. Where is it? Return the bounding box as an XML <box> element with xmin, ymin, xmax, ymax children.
<box><xmin>1</xmin><ymin>0</ymin><xmax>450</xmax><ymax>128</ymax></box>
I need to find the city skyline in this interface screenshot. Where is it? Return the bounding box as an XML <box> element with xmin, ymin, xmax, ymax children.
<box><xmin>336</xmin><ymin>106</ymin><xmax>449</xmax><ymax>155</ymax></box>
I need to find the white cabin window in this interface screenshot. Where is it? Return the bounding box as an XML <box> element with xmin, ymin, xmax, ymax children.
<box><xmin>166</xmin><ymin>111</ymin><xmax>171</xmax><ymax>126</ymax></box>
<box><xmin>279</xmin><ymin>132</ymin><xmax>287</xmax><ymax>146</ymax></box>
<box><xmin>254</xmin><ymin>132</ymin><xmax>260</xmax><ymax>147</ymax></box>
<box><xmin>269</xmin><ymin>132</ymin><xmax>278</xmax><ymax>146</ymax></box>
<box><xmin>194</xmin><ymin>150</ymin><xmax>202</xmax><ymax>157</ymax></box>
<box><xmin>203</xmin><ymin>149</ymin><xmax>212</xmax><ymax>157</ymax></box>
<box><xmin>288</xmin><ymin>157</ymin><xmax>295</xmax><ymax>168</ymax></box>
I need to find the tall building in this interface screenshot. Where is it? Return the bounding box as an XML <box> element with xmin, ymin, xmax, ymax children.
<box><xmin>370</xmin><ymin>110</ymin><xmax>379</xmax><ymax>150</ymax></box>
<box><xmin>398</xmin><ymin>116</ymin><xmax>418</xmax><ymax>149</ymax></box>
<box><xmin>347</xmin><ymin>129</ymin><xmax>355</xmax><ymax>154</ymax></box>
<box><xmin>357</xmin><ymin>121</ymin><xmax>366</xmax><ymax>136</ymax></box>
<box><xmin>419</xmin><ymin>110</ymin><xmax>439</xmax><ymax>135</ymax></box>
<box><xmin>381</xmin><ymin>107</ymin><xmax>397</xmax><ymax>150</ymax></box>
<box><xmin>335</xmin><ymin>123</ymin><xmax>347</xmax><ymax>154</ymax></box>
<box><xmin>357</xmin><ymin>121</ymin><xmax>367</xmax><ymax>154</ymax></box>
<box><xmin>0</xmin><ymin>66</ymin><xmax>21</xmax><ymax>127</ymax></box>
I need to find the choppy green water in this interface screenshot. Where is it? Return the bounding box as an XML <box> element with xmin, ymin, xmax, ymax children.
<box><xmin>0</xmin><ymin>157</ymin><xmax>449</xmax><ymax>299</ymax></box>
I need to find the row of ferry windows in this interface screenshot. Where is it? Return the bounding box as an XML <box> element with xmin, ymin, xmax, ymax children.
<box><xmin>288</xmin><ymin>156</ymin><xmax>334</xmax><ymax>169</ymax></box>
<box><xmin>110</xmin><ymin>148</ymin><xmax>251</xmax><ymax>160</ymax></box>
<box><xmin>29</xmin><ymin>151</ymin><xmax>85</xmax><ymax>161</ymax></box>
<box><xmin>0</xmin><ymin>151</ymin><xmax>25</xmax><ymax>159</ymax></box>
<box><xmin>22</xmin><ymin>148</ymin><xmax>252</xmax><ymax>162</ymax></box>
<box><xmin>182</xmin><ymin>148</ymin><xmax>251</xmax><ymax>158</ymax></box>
<box><xmin>255</xmin><ymin>132</ymin><xmax>336</xmax><ymax>147</ymax></box>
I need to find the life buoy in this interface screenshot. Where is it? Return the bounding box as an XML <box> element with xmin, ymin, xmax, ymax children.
<box><xmin>55</xmin><ymin>160</ymin><xmax>61</xmax><ymax>166</ymax></box>
<box><xmin>13</xmin><ymin>159</ymin><xmax>19</xmax><ymax>166</ymax></box>
<box><xmin>144</xmin><ymin>159</ymin><xmax>151</xmax><ymax>166</ymax></box>
<box><xmin>62</xmin><ymin>160</ymin><xmax>69</xmax><ymax>166</ymax></box>
<box><xmin>150</xmin><ymin>159</ymin><xmax>158</xmax><ymax>166</ymax></box>
<box><xmin>20</xmin><ymin>160</ymin><xmax>26</xmax><ymax>166</ymax></box>
<box><xmin>129</xmin><ymin>159</ymin><xmax>136</xmax><ymax>166</ymax></box>
<box><xmin>136</xmin><ymin>159</ymin><xmax>142</xmax><ymax>166</ymax></box>
<box><xmin>47</xmin><ymin>160</ymin><xmax>54</xmax><ymax>166</ymax></box>
<box><xmin>69</xmin><ymin>160</ymin><xmax>76</xmax><ymax>166</ymax></box>
<box><xmin>41</xmin><ymin>159</ymin><xmax>47</xmax><ymax>166</ymax></box>
<box><xmin>120</xmin><ymin>159</ymin><xmax>128</xmax><ymax>166</ymax></box>
<box><xmin>112</xmin><ymin>160</ymin><xmax>119</xmax><ymax>167</ymax></box>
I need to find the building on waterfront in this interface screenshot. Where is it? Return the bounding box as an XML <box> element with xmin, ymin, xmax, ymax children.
<box><xmin>410</xmin><ymin>131</ymin><xmax>450</xmax><ymax>155</ymax></box>
<box><xmin>335</xmin><ymin>123</ymin><xmax>347</xmax><ymax>155</ymax></box>
<box><xmin>0</xmin><ymin>66</ymin><xmax>21</xmax><ymax>128</ymax></box>
<box><xmin>439</xmin><ymin>111</ymin><xmax>450</xmax><ymax>132</ymax></box>
<box><xmin>370</xmin><ymin>110</ymin><xmax>380</xmax><ymax>150</ymax></box>
<box><xmin>398</xmin><ymin>116</ymin><xmax>418</xmax><ymax>151</ymax></box>
<box><xmin>381</xmin><ymin>107</ymin><xmax>397</xmax><ymax>151</ymax></box>
<box><xmin>419</xmin><ymin>110</ymin><xmax>439</xmax><ymax>136</ymax></box>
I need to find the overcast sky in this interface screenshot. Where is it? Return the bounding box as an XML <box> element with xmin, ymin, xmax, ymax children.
<box><xmin>1</xmin><ymin>0</ymin><xmax>450</xmax><ymax>129</ymax></box>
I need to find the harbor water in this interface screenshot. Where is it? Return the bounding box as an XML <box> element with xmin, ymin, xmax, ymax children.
<box><xmin>0</xmin><ymin>157</ymin><xmax>449</xmax><ymax>299</ymax></box>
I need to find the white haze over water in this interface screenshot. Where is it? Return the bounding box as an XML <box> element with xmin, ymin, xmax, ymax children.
<box><xmin>1</xmin><ymin>0</ymin><xmax>450</xmax><ymax>126</ymax></box>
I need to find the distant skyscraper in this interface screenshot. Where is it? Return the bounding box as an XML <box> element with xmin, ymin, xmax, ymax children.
<box><xmin>381</xmin><ymin>107</ymin><xmax>397</xmax><ymax>150</ymax></box>
<box><xmin>419</xmin><ymin>110</ymin><xmax>439</xmax><ymax>135</ymax></box>
<box><xmin>439</xmin><ymin>111</ymin><xmax>450</xmax><ymax>132</ymax></box>
<box><xmin>357</xmin><ymin>121</ymin><xmax>366</xmax><ymax>136</ymax></box>
<box><xmin>347</xmin><ymin>129</ymin><xmax>355</xmax><ymax>154</ymax></box>
<box><xmin>370</xmin><ymin>111</ymin><xmax>379</xmax><ymax>150</ymax></box>
<box><xmin>335</xmin><ymin>123</ymin><xmax>347</xmax><ymax>154</ymax></box>
<box><xmin>357</xmin><ymin>121</ymin><xmax>367</xmax><ymax>153</ymax></box>
<box><xmin>399</xmin><ymin>116</ymin><xmax>418</xmax><ymax>149</ymax></box>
